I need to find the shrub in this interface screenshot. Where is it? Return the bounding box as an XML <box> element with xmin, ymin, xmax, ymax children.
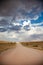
<box><xmin>32</xmin><ymin>44</ymin><xmax>38</xmax><ymax>47</ymax></box>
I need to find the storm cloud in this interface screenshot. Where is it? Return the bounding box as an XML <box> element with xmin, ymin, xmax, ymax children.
<box><xmin>0</xmin><ymin>0</ymin><xmax>43</xmax><ymax>42</ymax></box>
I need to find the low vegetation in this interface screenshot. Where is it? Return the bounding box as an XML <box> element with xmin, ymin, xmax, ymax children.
<box><xmin>20</xmin><ymin>41</ymin><xmax>43</xmax><ymax>50</ymax></box>
<box><xmin>0</xmin><ymin>41</ymin><xmax>16</xmax><ymax>53</ymax></box>
<box><xmin>0</xmin><ymin>41</ymin><xmax>43</xmax><ymax>53</ymax></box>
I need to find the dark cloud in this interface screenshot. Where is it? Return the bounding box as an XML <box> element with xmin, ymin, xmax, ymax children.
<box><xmin>0</xmin><ymin>19</ymin><xmax>9</xmax><ymax>26</ymax></box>
<box><xmin>18</xmin><ymin>3</ymin><xmax>42</xmax><ymax>19</ymax></box>
<box><xmin>0</xmin><ymin>17</ymin><xmax>13</xmax><ymax>31</ymax></box>
<box><xmin>30</xmin><ymin>34</ymin><xmax>43</xmax><ymax>40</ymax></box>
<box><xmin>0</xmin><ymin>28</ymin><xmax>7</xmax><ymax>32</ymax></box>
<box><xmin>0</xmin><ymin>0</ymin><xmax>8</xmax><ymax>5</ymax></box>
<box><xmin>0</xmin><ymin>0</ymin><xmax>42</xmax><ymax>16</ymax></box>
<box><xmin>0</xmin><ymin>24</ymin><xmax>22</xmax><ymax>32</ymax></box>
<box><xmin>8</xmin><ymin>25</ymin><xmax>22</xmax><ymax>31</ymax></box>
<box><xmin>0</xmin><ymin>0</ymin><xmax>43</xmax><ymax>33</ymax></box>
<box><xmin>0</xmin><ymin>0</ymin><xmax>18</xmax><ymax>16</ymax></box>
<box><xmin>37</xmin><ymin>0</ymin><xmax>43</xmax><ymax>3</ymax></box>
<box><xmin>0</xmin><ymin>22</ymin><xmax>22</xmax><ymax>33</ymax></box>
<box><xmin>0</xmin><ymin>0</ymin><xmax>43</xmax><ymax>42</ymax></box>
<box><xmin>24</xmin><ymin>25</ymin><xmax>30</xmax><ymax>31</ymax></box>
<box><xmin>24</xmin><ymin>34</ymin><xmax>43</xmax><ymax>42</ymax></box>
<box><xmin>0</xmin><ymin>16</ymin><xmax>22</xmax><ymax>32</ymax></box>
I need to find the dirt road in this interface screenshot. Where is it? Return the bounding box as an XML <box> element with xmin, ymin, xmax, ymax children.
<box><xmin>0</xmin><ymin>43</ymin><xmax>43</xmax><ymax>65</ymax></box>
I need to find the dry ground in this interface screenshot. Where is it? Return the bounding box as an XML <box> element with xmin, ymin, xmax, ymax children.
<box><xmin>0</xmin><ymin>41</ymin><xmax>43</xmax><ymax>53</ymax></box>
<box><xmin>0</xmin><ymin>43</ymin><xmax>43</xmax><ymax>65</ymax></box>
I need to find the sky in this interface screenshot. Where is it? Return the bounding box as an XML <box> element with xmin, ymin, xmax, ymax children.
<box><xmin>0</xmin><ymin>0</ymin><xmax>43</xmax><ymax>42</ymax></box>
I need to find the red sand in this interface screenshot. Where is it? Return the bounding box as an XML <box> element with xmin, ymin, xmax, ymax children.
<box><xmin>0</xmin><ymin>43</ymin><xmax>43</xmax><ymax>65</ymax></box>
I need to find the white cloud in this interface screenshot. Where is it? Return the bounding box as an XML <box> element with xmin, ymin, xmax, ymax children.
<box><xmin>33</xmin><ymin>15</ymin><xmax>39</xmax><ymax>20</ymax></box>
<box><xmin>23</xmin><ymin>20</ymin><xmax>31</xmax><ymax>26</ymax></box>
<box><xmin>0</xmin><ymin>31</ymin><xmax>17</xmax><ymax>39</ymax></box>
<box><xmin>12</xmin><ymin>22</ymin><xmax>21</xmax><ymax>26</ymax></box>
<box><xmin>32</xmin><ymin>22</ymin><xmax>43</xmax><ymax>26</ymax></box>
<box><xmin>0</xmin><ymin>25</ymin><xmax>43</xmax><ymax>42</ymax></box>
<box><xmin>0</xmin><ymin>17</ymin><xmax>43</xmax><ymax>42</ymax></box>
<box><xmin>0</xmin><ymin>0</ymin><xmax>43</xmax><ymax>41</ymax></box>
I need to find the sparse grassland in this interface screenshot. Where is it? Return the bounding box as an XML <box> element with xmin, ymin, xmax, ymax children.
<box><xmin>0</xmin><ymin>41</ymin><xmax>43</xmax><ymax>53</ymax></box>
<box><xmin>0</xmin><ymin>41</ymin><xmax>16</xmax><ymax>53</ymax></box>
<box><xmin>20</xmin><ymin>41</ymin><xmax>43</xmax><ymax>50</ymax></box>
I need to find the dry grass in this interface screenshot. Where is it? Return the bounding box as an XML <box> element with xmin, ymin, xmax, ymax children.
<box><xmin>0</xmin><ymin>41</ymin><xmax>43</xmax><ymax>53</ymax></box>
<box><xmin>20</xmin><ymin>41</ymin><xmax>43</xmax><ymax>50</ymax></box>
<box><xmin>0</xmin><ymin>41</ymin><xmax>16</xmax><ymax>53</ymax></box>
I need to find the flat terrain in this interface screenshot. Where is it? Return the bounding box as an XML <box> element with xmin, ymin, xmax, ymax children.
<box><xmin>0</xmin><ymin>41</ymin><xmax>43</xmax><ymax>53</ymax></box>
<box><xmin>21</xmin><ymin>41</ymin><xmax>43</xmax><ymax>50</ymax></box>
<box><xmin>0</xmin><ymin>41</ymin><xmax>16</xmax><ymax>53</ymax></box>
<box><xmin>0</xmin><ymin>43</ymin><xmax>43</xmax><ymax>65</ymax></box>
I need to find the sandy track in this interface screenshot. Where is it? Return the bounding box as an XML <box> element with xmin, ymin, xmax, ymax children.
<box><xmin>0</xmin><ymin>43</ymin><xmax>43</xmax><ymax>65</ymax></box>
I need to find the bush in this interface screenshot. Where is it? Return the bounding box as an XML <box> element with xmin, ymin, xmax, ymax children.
<box><xmin>33</xmin><ymin>44</ymin><xmax>38</xmax><ymax>47</ymax></box>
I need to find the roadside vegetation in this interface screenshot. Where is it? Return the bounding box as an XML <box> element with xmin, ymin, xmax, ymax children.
<box><xmin>0</xmin><ymin>41</ymin><xmax>43</xmax><ymax>53</ymax></box>
<box><xmin>20</xmin><ymin>41</ymin><xmax>43</xmax><ymax>50</ymax></box>
<box><xmin>0</xmin><ymin>41</ymin><xmax>16</xmax><ymax>53</ymax></box>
